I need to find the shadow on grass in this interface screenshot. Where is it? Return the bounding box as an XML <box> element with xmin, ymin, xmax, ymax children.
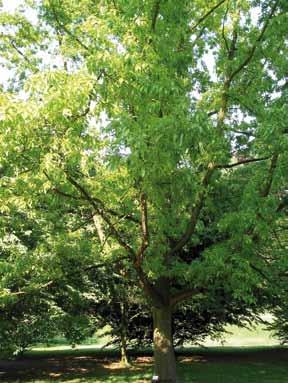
<box><xmin>0</xmin><ymin>358</ymin><xmax>153</xmax><ymax>383</ymax></box>
<box><xmin>0</xmin><ymin>346</ymin><xmax>287</xmax><ymax>383</ymax></box>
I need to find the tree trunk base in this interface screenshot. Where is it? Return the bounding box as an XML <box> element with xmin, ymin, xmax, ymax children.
<box><xmin>153</xmin><ymin>306</ymin><xmax>177</xmax><ymax>383</ymax></box>
<box><xmin>119</xmin><ymin>359</ymin><xmax>131</xmax><ymax>368</ymax></box>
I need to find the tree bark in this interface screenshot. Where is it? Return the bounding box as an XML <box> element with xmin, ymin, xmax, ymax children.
<box><xmin>119</xmin><ymin>301</ymin><xmax>130</xmax><ymax>367</ymax></box>
<box><xmin>153</xmin><ymin>305</ymin><xmax>177</xmax><ymax>383</ymax></box>
<box><xmin>120</xmin><ymin>333</ymin><xmax>129</xmax><ymax>367</ymax></box>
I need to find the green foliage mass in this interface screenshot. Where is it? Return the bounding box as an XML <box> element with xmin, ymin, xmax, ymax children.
<box><xmin>0</xmin><ymin>0</ymin><xmax>287</xmax><ymax>361</ymax></box>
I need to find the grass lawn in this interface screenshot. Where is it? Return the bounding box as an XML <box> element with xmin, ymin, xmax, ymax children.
<box><xmin>0</xmin><ymin>346</ymin><xmax>287</xmax><ymax>383</ymax></box>
<box><xmin>1</xmin><ymin>324</ymin><xmax>286</xmax><ymax>382</ymax></box>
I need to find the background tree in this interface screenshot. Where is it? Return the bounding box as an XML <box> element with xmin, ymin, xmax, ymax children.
<box><xmin>0</xmin><ymin>199</ymin><xmax>98</xmax><ymax>356</ymax></box>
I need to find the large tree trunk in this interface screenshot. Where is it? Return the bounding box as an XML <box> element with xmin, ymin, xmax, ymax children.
<box><xmin>153</xmin><ymin>305</ymin><xmax>177</xmax><ymax>383</ymax></box>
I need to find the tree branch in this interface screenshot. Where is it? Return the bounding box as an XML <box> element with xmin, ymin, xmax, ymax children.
<box><xmin>216</xmin><ymin>156</ymin><xmax>270</xmax><ymax>169</ymax></box>
<box><xmin>46</xmin><ymin>174</ymin><xmax>159</xmax><ymax>305</ymax></box>
<box><xmin>66</xmin><ymin>174</ymin><xmax>136</xmax><ymax>256</ymax></box>
<box><xmin>249</xmin><ymin>262</ymin><xmax>272</xmax><ymax>282</ymax></box>
<box><xmin>52</xmin><ymin>187</ymin><xmax>82</xmax><ymax>200</ymax></box>
<box><xmin>221</xmin><ymin>2</ymin><xmax>230</xmax><ymax>53</ymax></box>
<box><xmin>151</xmin><ymin>0</ymin><xmax>161</xmax><ymax>32</ymax></box>
<box><xmin>217</xmin><ymin>12</ymin><xmax>239</xmax><ymax>129</ymax></box>
<box><xmin>65</xmin><ymin>177</ymin><xmax>158</xmax><ymax>303</ymax></box>
<box><xmin>170</xmin><ymin>287</ymin><xmax>205</xmax><ymax>306</ymax></box>
<box><xmin>44</xmin><ymin>171</ymin><xmax>140</xmax><ymax>224</ymax></box>
<box><xmin>168</xmin><ymin>167</ymin><xmax>214</xmax><ymax>256</ymax></box>
<box><xmin>135</xmin><ymin>192</ymin><xmax>149</xmax><ymax>267</ymax></box>
<box><xmin>260</xmin><ymin>153</ymin><xmax>278</xmax><ymax>197</ymax></box>
<box><xmin>49</xmin><ymin>1</ymin><xmax>89</xmax><ymax>51</ymax></box>
<box><xmin>9</xmin><ymin>39</ymin><xmax>37</xmax><ymax>71</ymax></box>
<box><xmin>4</xmin><ymin>281</ymin><xmax>54</xmax><ymax>297</ymax></box>
<box><xmin>190</xmin><ymin>0</ymin><xmax>227</xmax><ymax>32</ymax></box>
<box><xmin>191</xmin><ymin>25</ymin><xmax>206</xmax><ymax>48</ymax></box>
<box><xmin>92</xmin><ymin>214</ymin><xmax>106</xmax><ymax>244</ymax></box>
<box><xmin>229</xmin><ymin>0</ymin><xmax>279</xmax><ymax>82</ymax></box>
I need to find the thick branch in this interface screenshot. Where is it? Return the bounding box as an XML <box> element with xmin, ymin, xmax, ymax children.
<box><xmin>260</xmin><ymin>153</ymin><xmax>278</xmax><ymax>197</ymax></box>
<box><xmin>52</xmin><ymin>187</ymin><xmax>82</xmax><ymax>200</ymax></box>
<box><xmin>137</xmin><ymin>265</ymin><xmax>165</xmax><ymax>306</ymax></box>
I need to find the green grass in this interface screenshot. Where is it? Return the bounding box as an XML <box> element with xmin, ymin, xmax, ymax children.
<box><xmin>1</xmin><ymin>346</ymin><xmax>287</xmax><ymax>383</ymax></box>
<box><xmin>179</xmin><ymin>357</ymin><xmax>288</xmax><ymax>383</ymax></box>
<box><xmin>32</xmin><ymin>316</ymin><xmax>280</xmax><ymax>352</ymax></box>
<box><xmin>1</xmin><ymin>323</ymin><xmax>286</xmax><ymax>383</ymax></box>
<box><xmin>202</xmin><ymin>320</ymin><xmax>279</xmax><ymax>347</ymax></box>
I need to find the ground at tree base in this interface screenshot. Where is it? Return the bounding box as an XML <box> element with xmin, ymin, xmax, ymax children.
<box><xmin>0</xmin><ymin>347</ymin><xmax>287</xmax><ymax>383</ymax></box>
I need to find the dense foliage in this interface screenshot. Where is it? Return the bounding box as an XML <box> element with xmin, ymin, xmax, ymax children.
<box><xmin>0</xmin><ymin>0</ymin><xmax>287</xmax><ymax>380</ymax></box>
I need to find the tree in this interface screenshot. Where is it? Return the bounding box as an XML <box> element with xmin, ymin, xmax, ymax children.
<box><xmin>1</xmin><ymin>0</ymin><xmax>288</xmax><ymax>381</ymax></box>
<box><xmin>0</xmin><ymin>202</ymin><xmax>97</xmax><ymax>356</ymax></box>
<box><xmin>264</xmin><ymin>225</ymin><xmax>288</xmax><ymax>344</ymax></box>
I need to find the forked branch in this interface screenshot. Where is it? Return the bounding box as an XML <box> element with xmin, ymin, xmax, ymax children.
<box><xmin>65</xmin><ymin>174</ymin><xmax>161</xmax><ymax>302</ymax></box>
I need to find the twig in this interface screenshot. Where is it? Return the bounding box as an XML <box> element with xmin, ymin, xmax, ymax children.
<box><xmin>10</xmin><ymin>39</ymin><xmax>38</xmax><ymax>71</ymax></box>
